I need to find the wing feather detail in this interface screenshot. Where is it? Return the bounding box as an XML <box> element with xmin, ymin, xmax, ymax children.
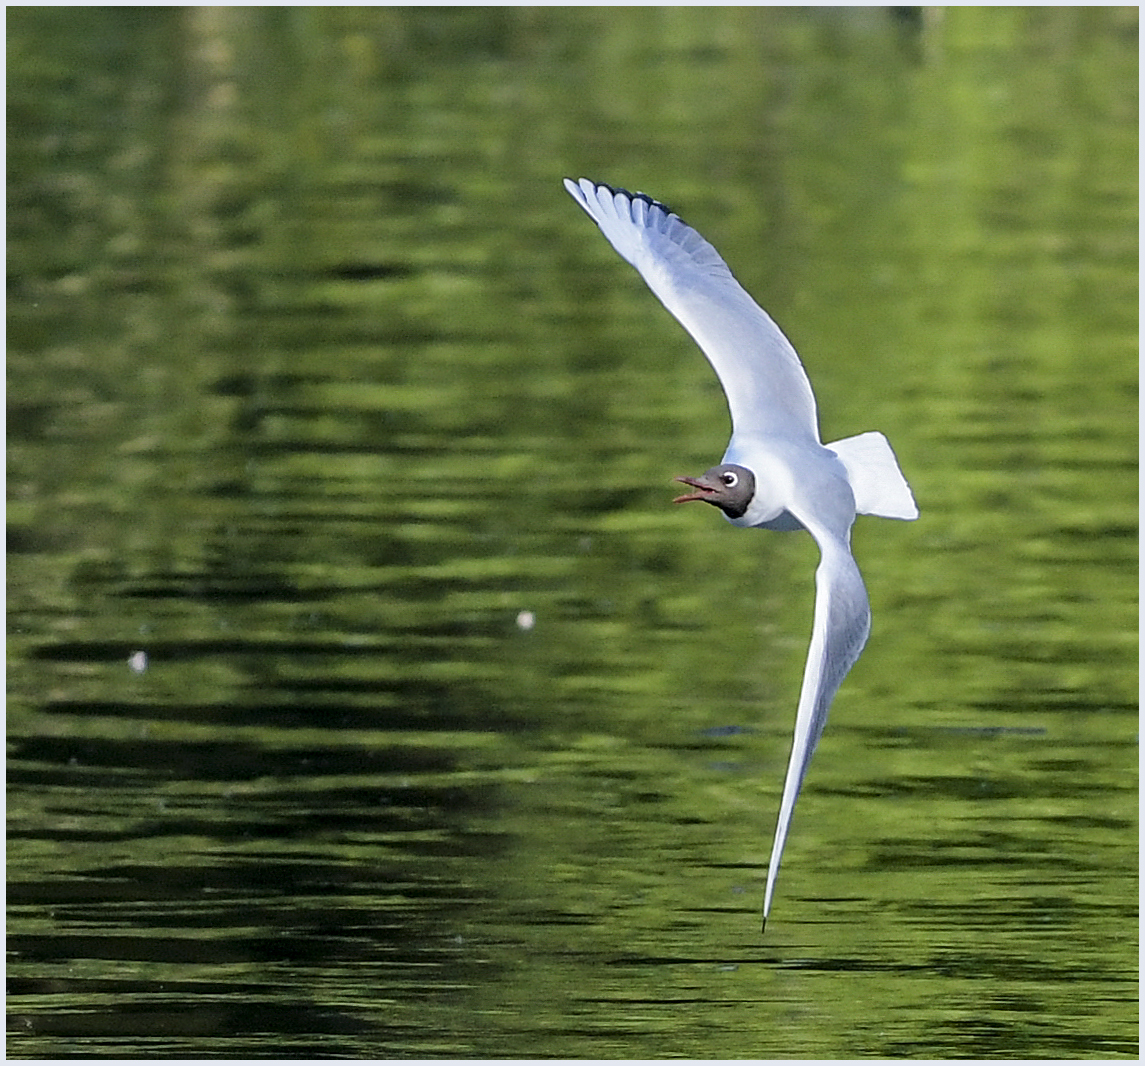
<box><xmin>564</xmin><ymin>178</ymin><xmax>821</xmax><ymax>445</ymax></box>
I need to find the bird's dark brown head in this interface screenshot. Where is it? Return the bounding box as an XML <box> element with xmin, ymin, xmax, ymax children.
<box><xmin>673</xmin><ymin>464</ymin><xmax>755</xmax><ymax>519</ymax></box>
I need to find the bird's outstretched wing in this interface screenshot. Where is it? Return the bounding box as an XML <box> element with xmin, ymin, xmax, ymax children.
<box><xmin>564</xmin><ymin>178</ymin><xmax>821</xmax><ymax>445</ymax></box>
<box><xmin>761</xmin><ymin>504</ymin><xmax>870</xmax><ymax>929</ymax></box>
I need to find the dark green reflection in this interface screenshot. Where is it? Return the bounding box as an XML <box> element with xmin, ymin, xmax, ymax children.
<box><xmin>8</xmin><ymin>7</ymin><xmax>1137</xmax><ymax>1059</ymax></box>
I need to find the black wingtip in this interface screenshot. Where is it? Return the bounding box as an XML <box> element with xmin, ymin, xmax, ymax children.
<box><xmin>623</xmin><ymin>184</ymin><xmax>680</xmax><ymax>220</ymax></box>
<box><xmin>569</xmin><ymin>178</ymin><xmax>681</xmax><ymax>222</ymax></box>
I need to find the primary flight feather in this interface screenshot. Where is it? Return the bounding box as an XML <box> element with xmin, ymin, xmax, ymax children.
<box><xmin>563</xmin><ymin>178</ymin><xmax>918</xmax><ymax>930</ymax></box>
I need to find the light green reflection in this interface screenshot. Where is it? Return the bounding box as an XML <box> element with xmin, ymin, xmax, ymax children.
<box><xmin>8</xmin><ymin>6</ymin><xmax>1136</xmax><ymax>1059</ymax></box>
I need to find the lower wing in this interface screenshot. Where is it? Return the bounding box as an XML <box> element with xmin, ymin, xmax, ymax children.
<box><xmin>762</xmin><ymin>521</ymin><xmax>870</xmax><ymax>929</ymax></box>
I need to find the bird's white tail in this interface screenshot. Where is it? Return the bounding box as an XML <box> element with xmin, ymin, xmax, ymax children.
<box><xmin>827</xmin><ymin>431</ymin><xmax>919</xmax><ymax>520</ymax></box>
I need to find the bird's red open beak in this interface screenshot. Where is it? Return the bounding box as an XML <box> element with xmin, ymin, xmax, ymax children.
<box><xmin>672</xmin><ymin>474</ymin><xmax>716</xmax><ymax>504</ymax></box>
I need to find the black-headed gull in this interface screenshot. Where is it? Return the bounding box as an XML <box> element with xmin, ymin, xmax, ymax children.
<box><xmin>564</xmin><ymin>178</ymin><xmax>918</xmax><ymax>930</ymax></box>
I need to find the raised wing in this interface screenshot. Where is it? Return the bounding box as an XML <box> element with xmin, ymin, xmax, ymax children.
<box><xmin>564</xmin><ymin>178</ymin><xmax>821</xmax><ymax>446</ymax></box>
<box><xmin>762</xmin><ymin>507</ymin><xmax>871</xmax><ymax>929</ymax></box>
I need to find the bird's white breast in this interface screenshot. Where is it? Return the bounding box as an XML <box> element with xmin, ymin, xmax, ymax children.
<box><xmin>723</xmin><ymin>437</ymin><xmax>854</xmax><ymax>533</ymax></box>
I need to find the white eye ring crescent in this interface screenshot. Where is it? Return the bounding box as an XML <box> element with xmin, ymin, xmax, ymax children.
<box><xmin>721</xmin><ymin>471</ymin><xmax>738</xmax><ymax>487</ymax></box>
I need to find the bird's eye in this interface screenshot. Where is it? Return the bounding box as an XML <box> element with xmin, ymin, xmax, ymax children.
<box><xmin>721</xmin><ymin>471</ymin><xmax>738</xmax><ymax>487</ymax></box>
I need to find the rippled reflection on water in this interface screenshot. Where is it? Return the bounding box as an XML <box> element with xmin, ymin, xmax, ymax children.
<box><xmin>8</xmin><ymin>6</ymin><xmax>1137</xmax><ymax>1059</ymax></box>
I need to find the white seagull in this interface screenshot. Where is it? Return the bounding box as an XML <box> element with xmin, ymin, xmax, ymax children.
<box><xmin>564</xmin><ymin>178</ymin><xmax>919</xmax><ymax>931</ymax></box>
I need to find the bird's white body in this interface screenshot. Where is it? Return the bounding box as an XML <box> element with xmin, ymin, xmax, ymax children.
<box><xmin>564</xmin><ymin>178</ymin><xmax>918</xmax><ymax>929</ymax></box>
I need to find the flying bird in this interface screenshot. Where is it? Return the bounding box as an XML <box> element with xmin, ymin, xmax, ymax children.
<box><xmin>563</xmin><ymin>178</ymin><xmax>918</xmax><ymax>930</ymax></box>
